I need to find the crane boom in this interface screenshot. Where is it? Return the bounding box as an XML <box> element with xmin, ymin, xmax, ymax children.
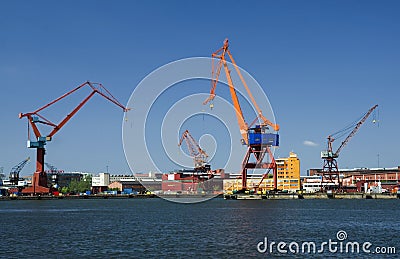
<box><xmin>203</xmin><ymin>39</ymin><xmax>279</xmax><ymax>145</ymax></box>
<box><xmin>226</xmin><ymin>49</ymin><xmax>279</xmax><ymax>132</ymax></box>
<box><xmin>203</xmin><ymin>39</ymin><xmax>248</xmax><ymax>143</ymax></box>
<box><xmin>19</xmin><ymin>81</ymin><xmax>129</xmax><ymax>142</ymax></box>
<box><xmin>334</xmin><ymin>104</ymin><xmax>378</xmax><ymax>156</ymax></box>
<box><xmin>178</xmin><ymin>130</ymin><xmax>209</xmax><ymax>169</ymax></box>
<box><xmin>45</xmin><ymin>162</ymin><xmax>64</xmax><ymax>174</ymax></box>
<box><xmin>9</xmin><ymin>157</ymin><xmax>30</xmax><ymax>185</ymax></box>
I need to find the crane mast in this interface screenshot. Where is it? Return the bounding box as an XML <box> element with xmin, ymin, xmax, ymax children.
<box><xmin>19</xmin><ymin>81</ymin><xmax>129</xmax><ymax>194</ymax></box>
<box><xmin>204</xmin><ymin>39</ymin><xmax>279</xmax><ymax>191</ymax></box>
<box><xmin>321</xmin><ymin>104</ymin><xmax>378</xmax><ymax>190</ymax></box>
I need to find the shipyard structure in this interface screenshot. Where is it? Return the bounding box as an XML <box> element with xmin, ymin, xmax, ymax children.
<box><xmin>64</xmin><ymin>162</ymin><xmax>400</xmax><ymax>195</ymax></box>
<box><xmin>223</xmin><ymin>152</ymin><xmax>300</xmax><ymax>194</ymax></box>
<box><xmin>304</xmin><ymin>166</ymin><xmax>400</xmax><ymax>194</ymax></box>
<box><xmin>85</xmin><ymin>152</ymin><xmax>300</xmax><ymax>195</ymax></box>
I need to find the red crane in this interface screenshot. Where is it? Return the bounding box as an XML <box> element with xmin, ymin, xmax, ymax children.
<box><xmin>178</xmin><ymin>130</ymin><xmax>209</xmax><ymax>170</ymax></box>
<box><xmin>321</xmin><ymin>104</ymin><xmax>378</xmax><ymax>190</ymax></box>
<box><xmin>19</xmin><ymin>81</ymin><xmax>129</xmax><ymax>194</ymax></box>
<box><xmin>204</xmin><ymin>39</ymin><xmax>280</xmax><ymax>192</ymax></box>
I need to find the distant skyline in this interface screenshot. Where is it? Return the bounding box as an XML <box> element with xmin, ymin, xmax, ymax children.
<box><xmin>0</xmin><ymin>0</ymin><xmax>399</xmax><ymax>177</ymax></box>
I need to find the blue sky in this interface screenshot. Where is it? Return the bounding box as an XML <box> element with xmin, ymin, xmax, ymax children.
<box><xmin>0</xmin><ymin>0</ymin><xmax>399</xmax><ymax>176</ymax></box>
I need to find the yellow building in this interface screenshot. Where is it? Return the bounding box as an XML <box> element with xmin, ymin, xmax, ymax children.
<box><xmin>223</xmin><ymin>152</ymin><xmax>301</xmax><ymax>193</ymax></box>
<box><xmin>275</xmin><ymin>152</ymin><xmax>300</xmax><ymax>191</ymax></box>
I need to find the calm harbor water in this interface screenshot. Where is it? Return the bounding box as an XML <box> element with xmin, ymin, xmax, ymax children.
<box><xmin>0</xmin><ymin>198</ymin><xmax>398</xmax><ymax>258</ymax></box>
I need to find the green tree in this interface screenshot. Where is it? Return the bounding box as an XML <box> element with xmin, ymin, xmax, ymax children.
<box><xmin>68</xmin><ymin>175</ymin><xmax>92</xmax><ymax>193</ymax></box>
<box><xmin>60</xmin><ymin>186</ymin><xmax>69</xmax><ymax>194</ymax></box>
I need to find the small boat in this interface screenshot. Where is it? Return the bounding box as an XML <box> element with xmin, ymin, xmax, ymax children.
<box><xmin>236</xmin><ymin>194</ymin><xmax>262</xmax><ymax>200</ymax></box>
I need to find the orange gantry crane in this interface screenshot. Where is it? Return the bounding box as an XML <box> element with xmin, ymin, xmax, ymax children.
<box><xmin>178</xmin><ymin>129</ymin><xmax>216</xmax><ymax>193</ymax></box>
<box><xmin>321</xmin><ymin>104</ymin><xmax>378</xmax><ymax>190</ymax></box>
<box><xmin>178</xmin><ymin>129</ymin><xmax>209</xmax><ymax>171</ymax></box>
<box><xmin>19</xmin><ymin>81</ymin><xmax>129</xmax><ymax>194</ymax></box>
<box><xmin>204</xmin><ymin>39</ymin><xmax>280</xmax><ymax>192</ymax></box>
